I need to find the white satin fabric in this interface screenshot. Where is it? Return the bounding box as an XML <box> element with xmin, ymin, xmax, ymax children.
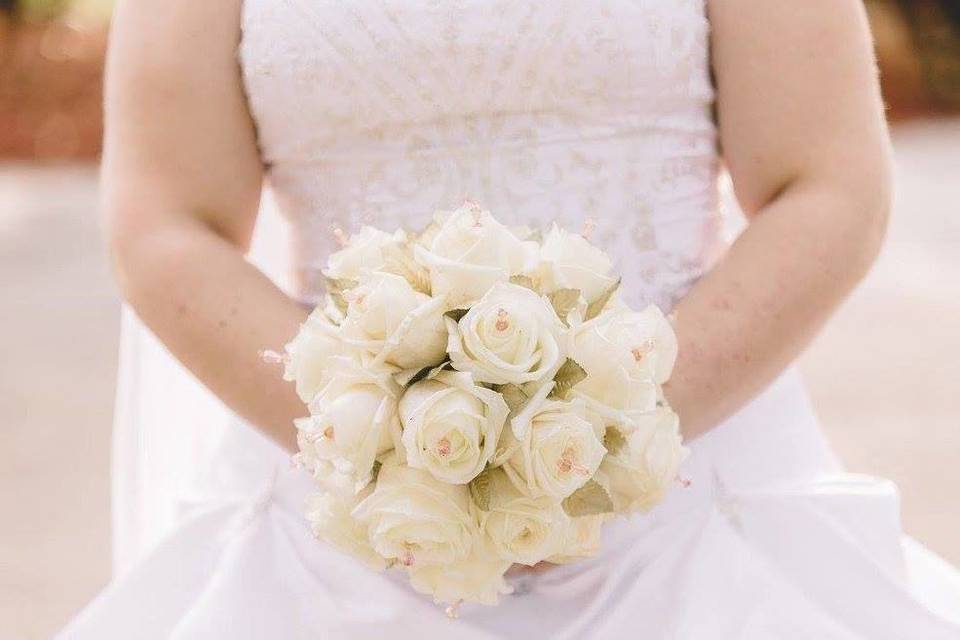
<box><xmin>62</xmin><ymin>0</ymin><xmax>960</xmax><ymax>637</ymax></box>
<box><xmin>67</xmin><ymin>366</ymin><xmax>960</xmax><ymax>639</ymax></box>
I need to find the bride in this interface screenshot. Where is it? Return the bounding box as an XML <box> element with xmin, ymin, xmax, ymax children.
<box><xmin>62</xmin><ymin>0</ymin><xmax>960</xmax><ymax>638</ymax></box>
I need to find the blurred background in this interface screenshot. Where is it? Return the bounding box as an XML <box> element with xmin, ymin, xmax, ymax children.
<box><xmin>1</xmin><ymin>1</ymin><xmax>958</xmax><ymax>637</ymax></box>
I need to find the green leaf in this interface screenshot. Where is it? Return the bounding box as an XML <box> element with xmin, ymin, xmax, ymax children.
<box><xmin>444</xmin><ymin>308</ymin><xmax>469</xmax><ymax>323</ymax></box>
<box><xmin>425</xmin><ymin>361</ymin><xmax>453</xmax><ymax>380</ymax></box>
<box><xmin>548</xmin><ymin>288</ymin><xmax>581</xmax><ymax>325</ymax></box>
<box><xmin>403</xmin><ymin>361</ymin><xmax>451</xmax><ymax>387</ymax></box>
<box><xmin>550</xmin><ymin>358</ymin><xmax>588</xmax><ymax>398</ymax></box>
<box><xmin>324</xmin><ymin>276</ymin><xmax>359</xmax><ymax>315</ymax></box>
<box><xmin>404</xmin><ymin>366</ymin><xmax>434</xmax><ymax>387</ymax></box>
<box><xmin>509</xmin><ymin>274</ymin><xmax>537</xmax><ymax>291</ymax></box>
<box><xmin>371</xmin><ymin>459</ymin><xmax>383</xmax><ymax>482</ymax></box>
<box><xmin>603</xmin><ymin>426</ymin><xmax>626</xmax><ymax>456</ymax></box>
<box><xmin>497</xmin><ymin>383</ymin><xmax>530</xmax><ymax>413</ymax></box>
<box><xmin>469</xmin><ymin>468</ymin><xmax>493</xmax><ymax>511</ymax></box>
<box><xmin>562</xmin><ymin>479</ymin><xmax>614</xmax><ymax>517</ymax></box>
<box><xmin>585</xmin><ymin>278</ymin><xmax>621</xmax><ymax>321</ymax></box>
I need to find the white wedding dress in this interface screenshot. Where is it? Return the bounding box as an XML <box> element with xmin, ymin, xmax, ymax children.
<box><xmin>62</xmin><ymin>1</ymin><xmax>960</xmax><ymax>638</ymax></box>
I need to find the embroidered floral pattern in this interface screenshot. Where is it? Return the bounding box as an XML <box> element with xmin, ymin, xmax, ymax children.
<box><xmin>238</xmin><ymin>0</ymin><xmax>722</xmax><ymax>311</ymax></box>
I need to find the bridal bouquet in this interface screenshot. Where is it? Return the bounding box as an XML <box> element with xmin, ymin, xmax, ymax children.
<box><xmin>277</xmin><ymin>200</ymin><xmax>688</xmax><ymax>608</ymax></box>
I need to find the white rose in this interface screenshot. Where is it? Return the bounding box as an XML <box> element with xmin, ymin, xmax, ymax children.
<box><xmin>596</xmin><ymin>305</ymin><xmax>678</xmax><ymax>384</ymax></box>
<box><xmin>499</xmin><ymin>396</ymin><xmax>606</xmax><ymax>501</ymax></box>
<box><xmin>538</xmin><ymin>223</ymin><xmax>618</xmax><ymax>304</ymax></box>
<box><xmin>413</xmin><ymin>201</ymin><xmax>539</xmax><ymax>306</ymax></box>
<box><xmin>352</xmin><ymin>461</ymin><xmax>478</xmax><ymax>568</ymax></box>
<box><xmin>477</xmin><ymin>469</ymin><xmax>570</xmax><ymax>566</ymax></box>
<box><xmin>324</xmin><ymin>226</ymin><xmax>407</xmax><ymax>281</ymax></box>
<box><xmin>340</xmin><ymin>272</ymin><xmax>448</xmax><ymax>371</ymax></box>
<box><xmin>399</xmin><ymin>371</ymin><xmax>509</xmax><ymax>484</ymax></box>
<box><xmin>282</xmin><ymin>307</ymin><xmax>346</xmax><ymax>404</ymax></box>
<box><xmin>597</xmin><ymin>407</ymin><xmax>688</xmax><ymax>514</ymax></box>
<box><xmin>446</xmin><ymin>282</ymin><xmax>567</xmax><ymax>385</ymax></box>
<box><xmin>295</xmin><ymin>357</ymin><xmax>401</xmax><ymax>489</ymax></box>
<box><xmin>305</xmin><ymin>488</ymin><xmax>387</xmax><ymax>571</ymax></box>
<box><xmin>568</xmin><ymin>306</ymin><xmax>678</xmax><ymax>423</ymax></box>
<box><xmin>547</xmin><ymin>514</ymin><xmax>608</xmax><ymax>564</ymax></box>
<box><xmin>407</xmin><ymin>539</ymin><xmax>513</xmax><ymax>606</ymax></box>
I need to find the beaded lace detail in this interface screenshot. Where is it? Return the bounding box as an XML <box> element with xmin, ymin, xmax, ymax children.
<box><xmin>239</xmin><ymin>0</ymin><xmax>723</xmax><ymax>310</ymax></box>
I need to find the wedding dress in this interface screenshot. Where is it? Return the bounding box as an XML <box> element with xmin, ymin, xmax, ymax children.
<box><xmin>61</xmin><ymin>0</ymin><xmax>960</xmax><ymax>638</ymax></box>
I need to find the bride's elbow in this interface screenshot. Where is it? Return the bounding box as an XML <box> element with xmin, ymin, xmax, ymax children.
<box><xmin>102</xmin><ymin>198</ymin><xmax>204</xmax><ymax>301</ymax></box>
<box><xmin>797</xmin><ymin>150</ymin><xmax>893</xmax><ymax>284</ymax></box>
<box><xmin>845</xmin><ymin>155</ymin><xmax>894</xmax><ymax>279</ymax></box>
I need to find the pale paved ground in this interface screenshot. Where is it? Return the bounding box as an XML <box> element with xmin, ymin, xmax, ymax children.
<box><xmin>799</xmin><ymin>118</ymin><xmax>960</xmax><ymax>567</ymax></box>
<box><xmin>0</xmin><ymin>119</ymin><xmax>958</xmax><ymax>639</ymax></box>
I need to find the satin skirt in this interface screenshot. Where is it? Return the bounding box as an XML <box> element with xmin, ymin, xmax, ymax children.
<box><xmin>59</xmin><ymin>311</ymin><xmax>960</xmax><ymax>639</ymax></box>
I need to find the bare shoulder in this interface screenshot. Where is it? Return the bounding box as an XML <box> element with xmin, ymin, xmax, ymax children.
<box><xmin>707</xmin><ymin>0</ymin><xmax>892</xmax><ymax>216</ymax></box>
<box><xmin>103</xmin><ymin>0</ymin><xmax>262</xmax><ymax>248</ymax></box>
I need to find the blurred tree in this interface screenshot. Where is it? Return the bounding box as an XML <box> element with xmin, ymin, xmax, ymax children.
<box><xmin>895</xmin><ymin>0</ymin><xmax>960</xmax><ymax>110</ymax></box>
<box><xmin>0</xmin><ymin>0</ymin><xmax>67</xmax><ymax>20</ymax></box>
<box><xmin>942</xmin><ymin>0</ymin><xmax>960</xmax><ymax>28</ymax></box>
<box><xmin>0</xmin><ymin>0</ymin><xmax>104</xmax><ymax>160</ymax></box>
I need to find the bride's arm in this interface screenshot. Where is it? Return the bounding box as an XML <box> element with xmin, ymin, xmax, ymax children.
<box><xmin>664</xmin><ymin>0</ymin><xmax>893</xmax><ymax>438</ymax></box>
<box><xmin>102</xmin><ymin>0</ymin><xmax>306</xmax><ymax>450</ymax></box>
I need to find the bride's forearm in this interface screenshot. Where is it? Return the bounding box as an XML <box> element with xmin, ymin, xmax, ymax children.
<box><xmin>663</xmin><ymin>177</ymin><xmax>889</xmax><ymax>439</ymax></box>
<box><xmin>109</xmin><ymin>215</ymin><xmax>307</xmax><ymax>452</ymax></box>
<box><xmin>103</xmin><ymin>0</ymin><xmax>305</xmax><ymax>451</ymax></box>
<box><xmin>678</xmin><ymin>0</ymin><xmax>895</xmax><ymax>439</ymax></box>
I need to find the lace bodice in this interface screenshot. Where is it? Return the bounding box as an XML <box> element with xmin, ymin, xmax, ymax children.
<box><xmin>239</xmin><ymin>0</ymin><xmax>723</xmax><ymax>310</ymax></box>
